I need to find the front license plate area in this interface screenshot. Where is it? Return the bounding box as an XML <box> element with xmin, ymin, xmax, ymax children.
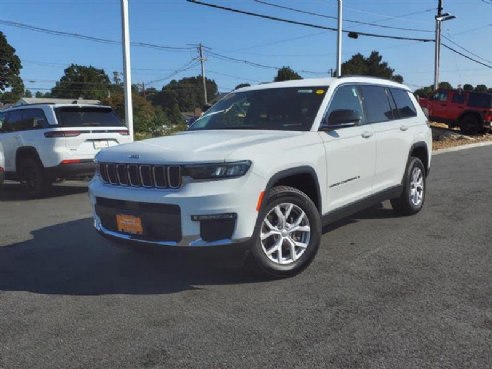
<box><xmin>94</xmin><ymin>140</ymin><xmax>109</xmax><ymax>149</ymax></box>
<box><xmin>116</xmin><ymin>214</ymin><xmax>144</xmax><ymax>235</ymax></box>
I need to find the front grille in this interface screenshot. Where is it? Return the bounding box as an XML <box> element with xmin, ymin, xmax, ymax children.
<box><xmin>95</xmin><ymin>197</ymin><xmax>182</xmax><ymax>242</ymax></box>
<box><xmin>99</xmin><ymin>163</ymin><xmax>182</xmax><ymax>189</ymax></box>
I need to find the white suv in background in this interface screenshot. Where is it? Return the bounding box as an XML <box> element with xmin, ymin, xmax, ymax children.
<box><xmin>0</xmin><ymin>103</ymin><xmax>131</xmax><ymax>197</ymax></box>
<box><xmin>89</xmin><ymin>77</ymin><xmax>432</xmax><ymax>277</ymax></box>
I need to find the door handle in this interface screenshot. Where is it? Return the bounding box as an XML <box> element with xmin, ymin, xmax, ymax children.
<box><xmin>361</xmin><ymin>131</ymin><xmax>373</xmax><ymax>138</ymax></box>
<box><xmin>400</xmin><ymin>125</ymin><xmax>408</xmax><ymax>131</ymax></box>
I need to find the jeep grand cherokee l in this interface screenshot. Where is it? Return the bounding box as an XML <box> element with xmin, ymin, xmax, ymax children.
<box><xmin>89</xmin><ymin>77</ymin><xmax>432</xmax><ymax>277</ymax></box>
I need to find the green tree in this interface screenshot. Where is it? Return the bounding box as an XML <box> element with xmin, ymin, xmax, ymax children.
<box><xmin>438</xmin><ymin>81</ymin><xmax>453</xmax><ymax>89</ymax></box>
<box><xmin>0</xmin><ymin>31</ymin><xmax>24</xmax><ymax>103</ymax></box>
<box><xmin>414</xmin><ymin>86</ymin><xmax>434</xmax><ymax>98</ymax></box>
<box><xmin>152</xmin><ymin>76</ymin><xmax>218</xmax><ymax>113</ymax></box>
<box><xmin>340</xmin><ymin>51</ymin><xmax>403</xmax><ymax>83</ymax></box>
<box><xmin>463</xmin><ymin>84</ymin><xmax>474</xmax><ymax>91</ymax></box>
<box><xmin>102</xmin><ymin>90</ymin><xmax>167</xmax><ymax>134</ymax></box>
<box><xmin>475</xmin><ymin>84</ymin><xmax>488</xmax><ymax>92</ymax></box>
<box><xmin>274</xmin><ymin>66</ymin><xmax>302</xmax><ymax>82</ymax></box>
<box><xmin>51</xmin><ymin>64</ymin><xmax>111</xmax><ymax>100</ymax></box>
<box><xmin>24</xmin><ymin>89</ymin><xmax>32</xmax><ymax>98</ymax></box>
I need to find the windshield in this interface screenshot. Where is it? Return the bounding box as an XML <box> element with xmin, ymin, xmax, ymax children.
<box><xmin>189</xmin><ymin>86</ymin><xmax>328</xmax><ymax>131</ymax></box>
<box><xmin>55</xmin><ymin>107</ymin><xmax>124</xmax><ymax>127</ymax></box>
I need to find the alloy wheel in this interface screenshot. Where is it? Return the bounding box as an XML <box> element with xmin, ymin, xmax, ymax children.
<box><xmin>260</xmin><ymin>203</ymin><xmax>311</xmax><ymax>265</ymax></box>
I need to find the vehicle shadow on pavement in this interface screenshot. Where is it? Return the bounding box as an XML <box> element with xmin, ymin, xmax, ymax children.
<box><xmin>0</xmin><ymin>182</ymin><xmax>88</xmax><ymax>202</ymax></box>
<box><xmin>0</xmin><ymin>218</ymin><xmax>262</xmax><ymax>296</ymax></box>
<box><xmin>322</xmin><ymin>203</ymin><xmax>396</xmax><ymax>233</ymax></box>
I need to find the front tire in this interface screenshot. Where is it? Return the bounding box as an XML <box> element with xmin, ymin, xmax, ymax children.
<box><xmin>18</xmin><ymin>158</ymin><xmax>50</xmax><ymax>198</ymax></box>
<box><xmin>247</xmin><ymin>186</ymin><xmax>321</xmax><ymax>278</ymax></box>
<box><xmin>391</xmin><ymin>157</ymin><xmax>426</xmax><ymax>216</ymax></box>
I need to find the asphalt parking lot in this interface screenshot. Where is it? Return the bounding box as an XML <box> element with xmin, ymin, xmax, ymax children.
<box><xmin>0</xmin><ymin>146</ymin><xmax>491</xmax><ymax>369</ymax></box>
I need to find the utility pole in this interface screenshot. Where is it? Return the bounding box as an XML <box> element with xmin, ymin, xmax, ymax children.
<box><xmin>433</xmin><ymin>0</ymin><xmax>455</xmax><ymax>90</ymax></box>
<box><xmin>336</xmin><ymin>0</ymin><xmax>343</xmax><ymax>77</ymax></box>
<box><xmin>198</xmin><ymin>43</ymin><xmax>208</xmax><ymax>105</ymax></box>
<box><xmin>121</xmin><ymin>0</ymin><xmax>134</xmax><ymax>141</ymax></box>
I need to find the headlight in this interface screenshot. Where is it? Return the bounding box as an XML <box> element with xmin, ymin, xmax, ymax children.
<box><xmin>183</xmin><ymin>160</ymin><xmax>251</xmax><ymax>180</ymax></box>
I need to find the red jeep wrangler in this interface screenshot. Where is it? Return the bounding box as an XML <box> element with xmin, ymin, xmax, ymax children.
<box><xmin>419</xmin><ymin>89</ymin><xmax>492</xmax><ymax>134</ymax></box>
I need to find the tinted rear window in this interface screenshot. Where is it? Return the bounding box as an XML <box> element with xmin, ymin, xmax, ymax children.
<box><xmin>468</xmin><ymin>93</ymin><xmax>492</xmax><ymax>108</ymax></box>
<box><xmin>390</xmin><ymin>88</ymin><xmax>417</xmax><ymax>118</ymax></box>
<box><xmin>360</xmin><ymin>85</ymin><xmax>394</xmax><ymax>123</ymax></box>
<box><xmin>55</xmin><ymin>107</ymin><xmax>123</xmax><ymax>127</ymax></box>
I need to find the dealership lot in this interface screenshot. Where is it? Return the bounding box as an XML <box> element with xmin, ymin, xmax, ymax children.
<box><xmin>0</xmin><ymin>147</ymin><xmax>491</xmax><ymax>369</ymax></box>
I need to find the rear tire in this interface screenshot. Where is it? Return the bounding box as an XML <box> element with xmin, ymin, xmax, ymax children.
<box><xmin>391</xmin><ymin>157</ymin><xmax>426</xmax><ymax>216</ymax></box>
<box><xmin>460</xmin><ymin>114</ymin><xmax>481</xmax><ymax>135</ymax></box>
<box><xmin>246</xmin><ymin>185</ymin><xmax>321</xmax><ymax>278</ymax></box>
<box><xmin>18</xmin><ymin>158</ymin><xmax>50</xmax><ymax>198</ymax></box>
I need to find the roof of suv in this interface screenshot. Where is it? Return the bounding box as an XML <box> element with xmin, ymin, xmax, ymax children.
<box><xmin>2</xmin><ymin>104</ymin><xmax>112</xmax><ymax>112</ymax></box>
<box><xmin>235</xmin><ymin>76</ymin><xmax>411</xmax><ymax>92</ymax></box>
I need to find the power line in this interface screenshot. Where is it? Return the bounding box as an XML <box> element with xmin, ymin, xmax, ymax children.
<box><xmin>254</xmin><ymin>0</ymin><xmax>434</xmax><ymax>33</ymax></box>
<box><xmin>207</xmin><ymin>51</ymin><xmax>325</xmax><ymax>74</ymax></box>
<box><xmin>230</xmin><ymin>31</ymin><xmax>328</xmax><ymax>52</ymax></box>
<box><xmin>441</xmin><ymin>34</ymin><xmax>492</xmax><ymax>65</ymax></box>
<box><xmin>449</xmin><ymin>23</ymin><xmax>492</xmax><ymax>37</ymax></box>
<box><xmin>0</xmin><ymin>19</ymin><xmax>195</xmax><ymax>52</ymax></box>
<box><xmin>186</xmin><ymin>0</ymin><xmax>434</xmax><ymax>42</ymax></box>
<box><xmin>208</xmin><ymin>51</ymin><xmax>278</xmax><ymax>70</ymax></box>
<box><xmin>207</xmin><ymin>70</ymin><xmax>263</xmax><ymax>83</ymax></box>
<box><xmin>144</xmin><ymin>60</ymin><xmax>200</xmax><ymax>85</ymax></box>
<box><xmin>342</xmin><ymin>6</ymin><xmax>435</xmax><ymax>25</ymax></box>
<box><xmin>441</xmin><ymin>43</ymin><xmax>492</xmax><ymax>69</ymax></box>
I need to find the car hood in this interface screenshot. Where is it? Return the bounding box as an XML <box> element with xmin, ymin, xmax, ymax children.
<box><xmin>96</xmin><ymin>129</ymin><xmax>309</xmax><ymax>163</ymax></box>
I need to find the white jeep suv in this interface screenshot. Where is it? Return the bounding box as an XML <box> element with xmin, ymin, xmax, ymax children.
<box><xmin>89</xmin><ymin>77</ymin><xmax>432</xmax><ymax>277</ymax></box>
<box><xmin>0</xmin><ymin>103</ymin><xmax>130</xmax><ymax>197</ymax></box>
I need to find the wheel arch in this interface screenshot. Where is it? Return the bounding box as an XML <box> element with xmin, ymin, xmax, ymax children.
<box><xmin>15</xmin><ymin>147</ymin><xmax>42</xmax><ymax>172</ymax></box>
<box><xmin>458</xmin><ymin>110</ymin><xmax>483</xmax><ymax>124</ymax></box>
<box><xmin>264</xmin><ymin>166</ymin><xmax>322</xmax><ymax>213</ymax></box>
<box><xmin>408</xmin><ymin>142</ymin><xmax>429</xmax><ymax>176</ymax></box>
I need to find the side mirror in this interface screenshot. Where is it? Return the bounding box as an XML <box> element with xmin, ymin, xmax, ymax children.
<box><xmin>320</xmin><ymin>109</ymin><xmax>361</xmax><ymax>131</ymax></box>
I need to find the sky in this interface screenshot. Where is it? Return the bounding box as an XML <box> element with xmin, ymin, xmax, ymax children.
<box><xmin>1</xmin><ymin>0</ymin><xmax>491</xmax><ymax>96</ymax></box>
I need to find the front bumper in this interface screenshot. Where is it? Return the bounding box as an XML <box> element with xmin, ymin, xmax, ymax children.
<box><xmin>88</xmin><ymin>171</ymin><xmax>264</xmax><ymax>247</ymax></box>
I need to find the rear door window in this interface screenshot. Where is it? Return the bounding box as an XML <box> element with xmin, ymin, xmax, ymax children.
<box><xmin>390</xmin><ymin>88</ymin><xmax>418</xmax><ymax>118</ymax></box>
<box><xmin>360</xmin><ymin>85</ymin><xmax>394</xmax><ymax>123</ymax></box>
<box><xmin>467</xmin><ymin>93</ymin><xmax>492</xmax><ymax>108</ymax></box>
<box><xmin>452</xmin><ymin>92</ymin><xmax>466</xmax><ymax>104</ymax></box>
<box><xmin>55</xmin><ymin>107</ymin><xmax>123</xmax><ymax>127</ymax></box>
<box><xmin>21</xmin><ymin>109</ymin><xmax>49</xmax><ymax>130</ymax></box>
<box><xmin>3</xmin><ymin>110</ymin><xmax>23</xmax><ymax>132</ymax></box>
